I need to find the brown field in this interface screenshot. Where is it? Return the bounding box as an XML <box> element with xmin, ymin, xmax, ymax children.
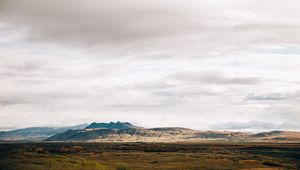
<box><xmin>0</xmin><ymin>142</ymin><xmax>299</xmax><ymax>170</ymax></box>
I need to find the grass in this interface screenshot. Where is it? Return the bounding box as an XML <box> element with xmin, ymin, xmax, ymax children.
<box><xmin>0</xmin><ymin>142</ymin><xmax>299</xmax><ymax>170</ymax></box>
<box><xmin>115</xmin><ymin>164</ymin><xmax>131</xmax><ymax>170</ymax></box>
<box><xmin>0</xmin><ymin>150</ymin><xmax>108</xmax><ymax>170</ymax></box>
<box><xmin>262</xmin><ymin>160</ymin><xmax>283</xmax><ymax>167</ymax></box>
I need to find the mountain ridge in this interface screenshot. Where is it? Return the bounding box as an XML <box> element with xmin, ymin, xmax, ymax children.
<box><xmin>85</xmin><ymin>121</ymin><xmax>138</xmax><ymax>129</ymax></box>
<box><xmin>2</xmin><ymin>122</ymin><xmax>300</xmax><ymax>142</ymax></box>
<box><xmin>45</xmin><ymin>122</ymin><xmax>300</xmax><ymax>143</ymax></box>
<box><xmin>0</xmin><ymin>124</ymin><xmax>88</xmax><ymax>141</ymax></box>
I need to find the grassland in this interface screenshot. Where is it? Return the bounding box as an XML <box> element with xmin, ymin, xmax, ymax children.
<box><xmin>0</xmin><ymin>142</ymin><xmax>299</xmax><ymax>170</ymax></box>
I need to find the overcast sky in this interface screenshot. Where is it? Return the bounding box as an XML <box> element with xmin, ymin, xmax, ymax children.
<box><xmin>0</xmin><ymin>0</ymin><xmax>300</xmax><ymax>131</ymax></box>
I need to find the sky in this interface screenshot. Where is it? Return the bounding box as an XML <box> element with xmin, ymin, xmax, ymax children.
<box><xmin>0</xmin><ymin>0</ymin><xmax>300</xmax><ymax>131</ymax></box>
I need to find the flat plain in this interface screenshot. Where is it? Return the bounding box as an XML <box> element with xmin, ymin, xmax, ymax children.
<box><xmin>0</xmin><ymin>142</ymin><xmax>299</xmax><ymax>170</ymax></box>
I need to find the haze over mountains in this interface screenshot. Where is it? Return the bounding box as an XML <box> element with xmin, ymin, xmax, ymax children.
<box><xmin>0</xmin><ymin>124</ymin><xmax>88</xmax><ymax>141</ymax></box>
<box><xmin>1</xmin><ymin>122</ymin><xmax>300</xmax><ymax>143</ymax></box>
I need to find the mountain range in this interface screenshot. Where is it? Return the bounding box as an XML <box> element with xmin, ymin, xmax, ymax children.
<box><xmin>47</xmin><ymin>122</ymin><xmax>300</xmax><ymax>143</ymax></box>
<box><xmin>0</xmin><ymin>124</ymin><xmax>87</xmax><ymax>141</ymax></box>
<box><xmin>1</xmin><ymin>122</ymin><xmax>300</xmax><ymax>142</ymax></box>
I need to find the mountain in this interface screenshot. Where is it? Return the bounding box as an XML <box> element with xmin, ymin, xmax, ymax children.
<box><xmin>85</xmin><ymin>121</ymin><xmax>137</xmax><ymax>129</ymax></box>
<box><xmin>3</xmin><ymin>122</ymin><xmax>300</xmax><ymax>143</ymax></box>
<box><xmin>45</xmin><ymin>122</ymin><xmax>247</xmax><ymax>142</ymax></box>
<box><xmin>0</xmin><ymin>124</ymin><xmax>88</xmax><ymax>141</ymax></box>
<box><xmin>46</xmin><ymin>122</ymin><xmax>300</xmax><ymax>143</ymax></box>
<box><xmin>250</xmin><ymin>130</ymin><xmax>300</xmax><ymax>141</ymax></box>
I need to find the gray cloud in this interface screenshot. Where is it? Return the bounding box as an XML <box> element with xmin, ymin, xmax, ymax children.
<box><xmin>0</xmin><ymin>97</ymin><xmax>29</xmax><ymax>107</ymax></box>
<box><xmin>245</xmin><ymin>91</ymin><xmax>300</xmax><ymax>101</ymax></box>
<box><xmin>153</xmin><ymin>87</ymin><xmax>218</xmax><ymax>98</ymax></box>
<box><xmin>125</xmin><ymin>81</ymin><xmax>177</xmax><ymax>91</ymax></box>
<box><xmin>0</xmin><ymin>90</ymin><xmax>93</xmax><ymax>107</ymax></box>
<box><xmin>0</xmin><ymin>0</ymin><xmax>210</xmax><ymax>50</ymax></box>
<box><xmin>210</xmin><ymin>121</ymin><xmax>300</xmax><ymax>131</ymax></box>
<box><xmin>0</xmin><ymin>0</ymin><xmax>300</xmax><ymax>129</ymax></box>
<box><xmin>1</xmin><ymin>0</ymin><xmax>300</xmax><ymax>58</ymax></box>
<box><xmin>170</xmin><ymin>70</ymin><xmax>261</xmax><ymax>85</ymax></box>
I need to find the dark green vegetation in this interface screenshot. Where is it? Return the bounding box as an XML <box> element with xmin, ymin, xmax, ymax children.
<box><xmin>0</xmin><ymin>142</ymin><xmax>299</xmax><ymax>170</ymax></box>
<box><xmin>86</xmin><ymin>122</ymin><xmax>137</xmax><ymax>129</ymax></box>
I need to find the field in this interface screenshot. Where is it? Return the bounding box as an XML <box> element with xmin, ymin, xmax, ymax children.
<box><xmin>0</xmin><ymin>142</ymin><xmax>299</xmax><ymax>170</ymax></box>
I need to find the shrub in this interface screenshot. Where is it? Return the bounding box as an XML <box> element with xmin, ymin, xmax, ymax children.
<box><xmin>34</xmin><ymin>147</ymin><xmax>46</xmax><ymax>154</ymax></box>
<box><xmin>0</xmin><ymin>146</ymin><xmax>8</xmax><ymax>152</ymax></box>
<box><xmin>72</xmin><ymin>146</ymin><xmax>84</xmax><ymax>153</ymax></box>
<box><xmin>116</xmin><ymin>164</ymin><xmax>131</xmax><ymax>170</ymax></box>
<box><xmin>60</xmin><ymin>147</ymin><xmax>73</xmax><ymax>154</ymax></box>
<box><xmin>262</xmin><ymin>160</ymin><xmax>282</xmax><ymax>167</ymax></box>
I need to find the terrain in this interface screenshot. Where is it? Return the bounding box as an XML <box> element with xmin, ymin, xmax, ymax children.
<box><xmin>1</xmin><ymin>122</ymin><xmax>300</xmax><ymax>143</ymax></box>
<box><xmin>0</xmin><ymin>142</ymin><xmax>299</xmax><ymax>170</ymax></box>
<box><xmin>46</xmin><ymin>122</ymin><xmax>300</xmax><ymax>143</ymax></box>
<box><xmin>0</xmin><ymin>124</ymin><xmax>87</xmax><ymax>141</ymax></box>
<box><xmin>1</xmin><ymin>122</ymin><xmax>300</xmax><ymax>169</ymax></box>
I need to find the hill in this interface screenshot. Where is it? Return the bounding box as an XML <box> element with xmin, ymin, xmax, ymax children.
<box><xmin>46</xmin><ymin>122</ymin><xmax>300</xmax><ymax>142</ymax></box>
<box><xmin>0</xmin><ymin>124</ymin><xmax>87</xmax><ymax>141</ymax></box>
<box><xmin>3</xmin><ymin>122</ymin><xmax>300</xmax><ymax>143</ymax></box>
<box><xmin>251</xmin><ymin>130</ymin><xmax>300</xmax><ymax>141</ymax></box>
<box><xmin>44</xmin><ymin>122</ymin><xmax>245</xmax><ymax>142</ymax></box>
<box><xmin>85</xmin><ymin>121</ymin><xmax>137</xmax><ymax>129</ymax></box>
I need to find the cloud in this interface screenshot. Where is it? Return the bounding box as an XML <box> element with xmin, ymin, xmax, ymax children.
<box><xmin>0</xmin><ymin>0</ymin><xmax>213</xmax><ymax>55</ymax></box>
<box><xmin>170</xmin><ymin>70</ymin><xmax>261</xmax><ymax>85</ymax></box>
<box><xmin>0</xmin><ymin>96</ymin><xmax>29</xmax><ymax>107</ymax></box>
<box><xmin>0</xmin><ymin>0</ymin><xmax>300</xmax><ymax>129</ymax></box>
<box><xmin>210</xmin><ymin>121</ymin><xmax>300</xmax><ymax>131</ymax></box>
<box><xmin>245</xmin><ymin>91</ymin><xmax>300</xmax><ymax>101</ymax></box>
<box><xmin>1</xmin><ymin>0</ymin><xmax>300</xmax><ymax>58</ymax></box>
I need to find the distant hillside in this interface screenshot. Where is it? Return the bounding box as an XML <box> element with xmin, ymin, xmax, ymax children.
<box><xmin>3</xmin><ymin>121</ymin><xmax>300</xmax><ymax>143</ymax></box>
<box><xmin>0</xmin><ymin>124</ymin><xmax>87</xmax><ymax>141</ymax></box>
<box><xmin>85</xmin><ymin>121</ymin><xmax>137</xmax><ymax>129</ymax></box>
<box><xmin>251</xmin><ymin>130</ymin><xmax>300</xmax><ymax>141</ymax></box>
<box><xmin>46</xmin><ymin>122</ymin><xmax>252</xmax><ymax>142</ymax></box>
<box><xmin>46</xmin><ymin>122</ymin><xmax>300</xmax><ymax>143</ymax></box>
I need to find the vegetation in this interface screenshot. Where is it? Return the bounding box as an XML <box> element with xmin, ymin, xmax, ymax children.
<box><xmin>0</xmin><ymin>142</ymin><xmax>299</xmax><ymax>169</ymax></box>
<box><xmin>0</xmin><ymin>150</ymin><xmax>108</xmax><ymax>170</ymax></box>
<box><xmin>262</xmin><ymin>160</ymin><xmax>283</xmax><ymax>167</ymax></box>
<box><xmin>116</xmin><ymin>165</ymin><xmax>131</xmax><ymax>170</ymax></box>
